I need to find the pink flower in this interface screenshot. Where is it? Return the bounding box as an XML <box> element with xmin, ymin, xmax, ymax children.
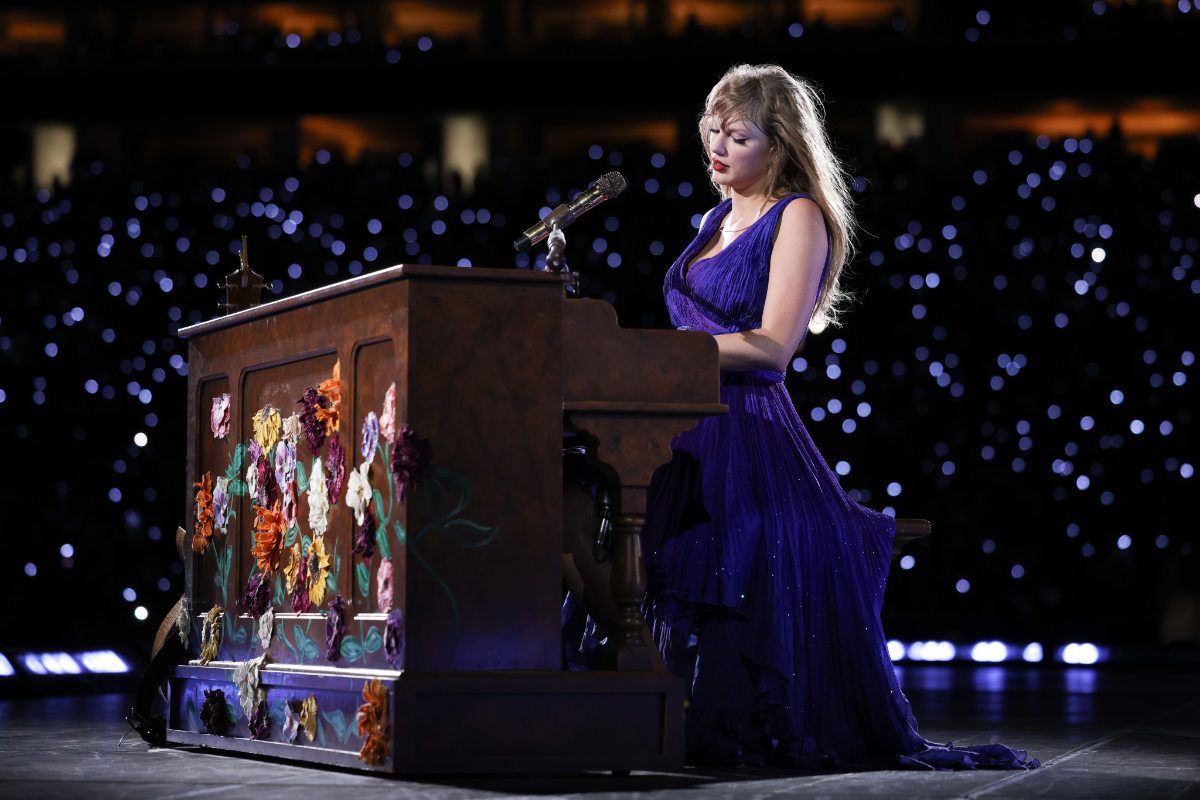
<box><xmin>379</xmin><ymin>383</ymin><xmax>396</xmax><ymax>444</ymax></box>
<box><xmin>327</xmin><ymin>437</ymin><xmax>346</xmax><ymax>504</ymax></box>
<box><xmin>377</xmin><ymin>559</ymin><xmax>394</xmax><ymax>612</ymax></box>
<box><xmin>210</xmin><ymin>394</ymin><xmax>231</xmax><ymax>439</ymax></box>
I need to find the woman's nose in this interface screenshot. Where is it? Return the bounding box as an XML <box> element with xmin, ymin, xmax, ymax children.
<box><xmin>711</xmin><ymin>136</ymin><xmax>727</xmax><ymax>156</ymax></box>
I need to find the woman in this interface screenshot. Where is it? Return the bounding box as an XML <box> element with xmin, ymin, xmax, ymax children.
<box><xmin>638</xmin><ymin>64</ymin><xmax>1039</xmax><ymax>769</ymax></box>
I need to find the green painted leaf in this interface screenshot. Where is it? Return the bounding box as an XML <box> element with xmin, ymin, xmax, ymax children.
<box><xmin>327</xmin><ymin>551</ymin><xmax>340</xmax><ymax>593</ymax></box>
<box><xmin>269</xmin><ymin>698</ymin><xmax>289</xmax><ymax>727</ymax></box>
<box><xmin>355</xmin><ymin>562</ymin><xmax>370</xmax><ymax>599</ymax></box>
<box><xmin>284</xmin><ymin>523</ymin><xmax>299</xmax><ymax>548</ymax></box>
<box><xmin>273</xmin><ymin>573</ymin><xmax>284</xmax><ymax>607</ymax></box>
<box><xmin>376</xmin><ymin>525</ymin><xmax>392</xmax><ymax>559</ymax></box>
<box><xmin>363</xmin><ymin>625</ymin><xmax>383</xmax><ymax>654</ymax></box>
<box><xmin>295</xmin><ymin>624</ymin><xmax>319</xmax><ymax>662</ymax></box>
<box><xmin>372</xmin><ymin>489</ymin><xmax>386</xmax><ymax>525</ymax></box>
<box><xmin>225</xmin><ymin>700</ymin><xmax>241</xmax><ymax>723</ymax></box>
<box><xmin>277</xmin><ymin>623</ymin><xmax>299</xmax><ymax>661</ymax></box>
<box><xmin>393</xmin><ymin>520</ymin><xmax>406</xmax><ymax>546</ymax></box>
<box><xmin>321</xmin><ymin>709</ymin><xmax>354</xmax><ymax>745</ymax></box>
<box><xmin>228</xmin><ymin>479</ymin><xmax>247</xmax><ymax>497</ymax></box>
<box><xmin>225</xmin><ymin>443</ymin><xmax>247</xmax><ymax>482</ymax></box>
<box><xmin>296</xmin><ymin>461</ymin><xmax>309</xmax><ymax>494</ymax></box>
<box><xmin>339</xmin><ymin>635</ymin><xmax>364</xmax><ymax>663</ymax></box>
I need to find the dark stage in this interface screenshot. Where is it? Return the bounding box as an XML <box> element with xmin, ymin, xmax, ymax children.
<box><xmin>2</xmin><ymin>665</ymin><xmax>1197</xmax><ymax>799</ymax></box>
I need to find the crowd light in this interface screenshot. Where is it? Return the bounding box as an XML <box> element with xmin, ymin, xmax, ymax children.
<box><xmin>1061</xmin><ymin>642</ymin><xmax>1102</xmax><ymax>664</ymax></box>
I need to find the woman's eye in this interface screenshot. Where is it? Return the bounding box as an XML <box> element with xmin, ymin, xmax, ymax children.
<box><xmin>733</xmin><ymin>138</ymin><xmax>748</xmax><ymax>145</ymax></box>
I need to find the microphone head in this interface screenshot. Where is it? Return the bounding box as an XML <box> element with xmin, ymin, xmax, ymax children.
<box><xmin>596</xmin><ymin>171</ymin><xmax>628</xmax><ymax>199</ymax></box>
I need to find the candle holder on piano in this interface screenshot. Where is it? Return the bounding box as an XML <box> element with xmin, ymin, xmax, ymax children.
<box><xmin>218</xmin><ymin>234</ymin><xmax>267</xmax><ymax>314</ymax></box>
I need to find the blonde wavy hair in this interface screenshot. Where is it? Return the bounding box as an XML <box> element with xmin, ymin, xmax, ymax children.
<box><xmin>701</xmin><ymin>64</ymin><xmax>858</xmax><ymax>330</ymax></box>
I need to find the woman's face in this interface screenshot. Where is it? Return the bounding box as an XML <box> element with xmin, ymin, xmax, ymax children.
<box><xmin>706</xmin><ymin>114</ymin><xmax>772</xmax><ymax>194</ymax></box>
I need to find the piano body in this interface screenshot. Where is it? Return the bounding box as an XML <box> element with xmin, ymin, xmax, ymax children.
<box><xmin>166</xmin><ymin>265</ymin><xmax>724</xmax><ymax>772</ymax></box>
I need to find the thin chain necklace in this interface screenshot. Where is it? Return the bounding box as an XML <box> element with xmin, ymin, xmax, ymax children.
<box><xmin>720</xmin><ymin>200</ymin><xmax>769</xmax><ymax>236</ymax></box>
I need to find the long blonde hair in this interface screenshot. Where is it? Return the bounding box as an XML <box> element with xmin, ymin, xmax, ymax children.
<box><xmin>700</xmin><ymin>64</ymin><xmax>858</xmax><ymax>330</ymax></box>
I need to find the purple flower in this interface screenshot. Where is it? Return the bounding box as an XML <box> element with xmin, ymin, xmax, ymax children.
<box><xmin>361</xmin><ymin>411</ymin><xmax>380</xmax><ymax>461</ymax></box>
<box><xmin>298</xmin><ymin>386</ymin><xmax>327</xmax><ymax>454</ymax></box>
<box><xmin>354</xmin><ymin>506</ymin><xmax>376</xmax><ymax>559</ymax></box>
<box><xmin>242</xmin><ymin>571</ymin><xmax>271</xmax><ymax>619</ymax></box>
<box><xmin>200</xmin><ymin>688</ymin><xmax>228</xmax><ymax>735</ymax></box>
<box><xmin>249</xmin><ymin>699</ymin><xmax>271</xmax><ymax>740</ymax></box>
<box><xmin>248</xmin><ymin>439</ymin><xmax>263</xmax><ymax>465</ymax></box>
<box><xmin>390</xmin><ymin>424</ymin><xmax>433</xmax><ymax>502</ymax></box>
<box><xmin>384</xmin><ymin>609</ymin><xmax>405</xmax><ymax>670</ymax></box>
<box><xmin>210</xmin><ymin>394</ymin><xmax>231</xmax><ymax>439</ymax></box>
<box><xmin>274</xmin><ymin>440</ymin><xmax>296</xmax><ymax>487</ymax></box>
<box><xmin>256</xmin><ymin>454</ymin><xmax>276</xmax><ymax>507</ymax></box>
<box><xmin>327</xmin><ymin>436</ymin><xmax>346</xmax><ymax>504</ymax></box>
<box><xmin>212</xmin><ymin>477</ymin><xmax>230</xmax><ymax>531</ymax></box>
<box><xmin>326</xmin><ymin>594</ymin><xmax>346</xmax><ymax>662</ymax></box>
<box><xmin>292</xmin><ymin>550</ymin><xmax>311</xmax><ymax>614</ymax></box>
<box><xmin>377</xmin><ymin>559</ymin><xmax>393</xmax><ymax>612</ymax></box>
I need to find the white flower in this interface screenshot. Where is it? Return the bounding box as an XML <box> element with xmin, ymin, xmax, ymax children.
<box><xmin>345</xmin><ymin>462</ymin><xmax>372</xmax><ymax>526</ymax></box>
<box><xmin>245</xmin><ymin>461</ymin><xmax>259</xmax><ymax>504</ymax></box>
<box><xmin>308</xmin><ymin>457</ymin><xmax>330</xmax><ymax>537</ymax></box>
<box><xmin>232</xmin><ymin>653</ymin><xmax>270</xmax><ymax>721</ymax></box>
<box><xmin>257</xmin><ymin>607</ymin><xmax>274</xmax><ymax>650</ymax></box>
<box><xmin>281</xmin><ymin>412</ymin><xmax>301</xmax><ymax>445</ymax></box>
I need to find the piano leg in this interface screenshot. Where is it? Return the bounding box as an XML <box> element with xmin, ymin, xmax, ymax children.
<box><xmin>611</xmin><ymin>511</ymin><xmax>660</xmax><ymax>672</ymax></box>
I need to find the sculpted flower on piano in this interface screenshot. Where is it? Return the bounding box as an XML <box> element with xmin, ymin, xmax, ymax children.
<box><xmin>281</xmin><ymin>480</ymin><xmax>299</xmax><ymax>532</ymax></box>
<box><xmin>249</xmin><ymin>700</ymin><xmax>271</xmax><ymax>741</ymax></box>
<box><xmin>290</xmin><ymin>543</ymin><xmax>312</xmax><ymax>614</ymax></box>
<box><xmin>199</xmin><ymin>606</ymin><xmax>223</xmax><ymax>665</ymax></box>
<box><xmin>390</xmin><ymin>424</ymin><xmax>433</xmax><ymax>502</ymax></box>
<box><xmin>242</xmin><ymin>570</ymin><xmax>271</xmax><ymax>619</ymax></box>
<box><xmin>377</xmin><ymin>559</ymin><xmax>394</xmax><ymax>612</ymax></box>
<box><xmin>212</xmin><ymin>476</ymin><xmax>230</xmax><ymax>533</ymax></box>
<box><xmin>298</xmin><ymin>386</ymin><xmax>327</xmax><ymax>454</ymax></box>
<box><xmin>379</xmin><ymin>383</ymin><xmax>396</xmax><ymax>445</ymax></box>
<box><xmin>300</xmin><ymin>693</ymin><xmax>319</xmax><ymax>742</ymax></box>
<box><xmin>326</xmin><ymin>593</ymin><xmax>346</xmax><ymax>662</ymax></box>
<box><xmin>257</xmin><ymin>607</ymin><xmax>274</xmax><ymax>649</ymax></box>
<box><xmin>316</xmin><ymin>361</ymin><xmax>342</xmax><ymax>437</ymax></box>
<box><xmin>361</xmin><ymin>411</ymin><xmax>380</xmax><ymax>461</ymax></box>
<box><xmin>357</xmin><ymin>678</ymin><xmax>389</xmax><ymax>766</ymax></box>
<box><xmin>251</xmin><ymin>500</ymin><xmax>285</xmax><ymax>573</ymax></box>
<box><xmin>282</xmin><ymin>699</ymin><xmax>301</xmax><ymax>743</ymax></box>
<box><xmin>354</xmin><ymin>506</ymin><xmax>376</xmax><ymax>559</ymax></box>
<box><xmin>345</xmin><ymin>461</ymin><xmax>372</xmax><ymax>526</ymax></box>
<box><xmin>210</xmin><ymin>393</ymin><xmax>231</xmax><ymax>439</ymax></box>
<box><xmin>256</xmin><ymin>453</ymin><xmax>276</xmax><ymax>507</ymax></box>
<box><xmin>307</xmin><ymin>535</ymin><xmax>331</xmax><ymax>607</ymax></box>
<box><xmin>200</xmin><ymin>688</ymin><xmax>229</xmax><ymax>736</ymax></box>
<box><xmin>384</xmin><ymin>608</ymin><xmax>404</xmax><ymax>669</ymax></box>
<box><xmin>245</xmin><ymin>460</ymin><xmax>260</xmax><ymax>510</ymax></box>
<box><xmin>307</xmin><ymin>456</ymin><xmax>330</xmax><ymax>537</ymax></box>
<box><xmin>281</xmin><ymin>412</ymin><xmax>301</xmax><ymax>446</ymax></box>
<box><xmin>192</xmin><ymin>471</ymin><xmax>215</xmax><ymax>554</ymax></box>
<box><xmin>327</xmin><ymin>436</ymin><xmax>346</xmax><ymax>504</ymax></box>
<box><xmin>252</xmin><ymin>404</ymin><xmax>282</xmax><ymax>454</ymax></box>
<box><xmin>274</xmin><ymin>439</ymin><xmax>297</xmax><ymax>487</ymax></box>
<box><xmin>176</xmin><ymin>597</ymin><xmax>191</xmax><ymax>648</ymax></box>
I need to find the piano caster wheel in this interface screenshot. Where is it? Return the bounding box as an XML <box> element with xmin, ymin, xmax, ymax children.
<box><xmin>611</xmin><ymin>769</ymin><xmax>631</xmax><ymax>777</ymax></box>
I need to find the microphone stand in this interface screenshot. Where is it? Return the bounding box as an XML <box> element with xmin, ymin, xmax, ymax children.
<box><xmin>545</xmin><ymin>222</ymin><xmax>580</xmax><ymax>296</ymax></box>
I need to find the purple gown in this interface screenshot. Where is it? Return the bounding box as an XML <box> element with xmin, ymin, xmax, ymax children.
<box><xmin>642</xmin><ymin>193</ymin><xmax>1039</xmax><ymax>770</ymax></box>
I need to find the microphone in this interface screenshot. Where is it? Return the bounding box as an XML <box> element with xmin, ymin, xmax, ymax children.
<box><xmin>513</xmin><ymin>171</ymin><xmax>627</xmax><ymax>252</ymax></box>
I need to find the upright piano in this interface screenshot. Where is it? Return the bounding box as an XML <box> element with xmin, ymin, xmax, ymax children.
<box><xmin>166</xmin><ymin>265</ymin><xmax>725</xmax><ymax>772</ymax></box>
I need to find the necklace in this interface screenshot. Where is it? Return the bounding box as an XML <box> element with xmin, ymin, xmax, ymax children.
<box><xmin>720</xmin><ymin>201</ymin><xmax>768</xmax><ymax>236</ymax></box>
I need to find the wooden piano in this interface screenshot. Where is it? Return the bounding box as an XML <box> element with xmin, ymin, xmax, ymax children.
<box><xmin>166</xmin><ymin>265</ymin><xmax>725</xmax><ymax>772</ymax></box>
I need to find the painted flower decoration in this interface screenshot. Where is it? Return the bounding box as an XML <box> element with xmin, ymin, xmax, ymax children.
<box><xmin>292</xmin><ymin>544</ymin><xmax>312</xmax><ymax>614</ymax></box>
<box><xmin>297</xmin><ymin>386</ymin><xmax>327</xmax><ymax>455</ymax></box>
<box><xmin>345</xmin><ymin>462</ymin><xmax>372</xmax><ymax>526</ymax></box>
<box><xmin>249</xmin><ymin>699</ymin><xmax>271</xmax><ymax>741</ymax></box>
<box><xmin>258</xmin><ymin>606</ymin><xmax>274</xmax><ymax>650</ymax></box>
<box><xmin>281</xmin><ymin>481</ymin><xmax>299</xmax><ymax>532</ymax></box>
<box><xmin>199</xmin><ymin>606</ymin><xmax>223</xmax><ymax>665</ymax></box>
<box><xmin>232</xmin><ymin>652</ymin><xmax>269</xmax><ymax>721</ymax></box>
<box><xmin>379</xmin><ymin>383</ymin><xmax>397</xmax><ymax>445</ymax></box>
<box><xmin>210</xmin><ymin>393</ymin><xmax>231</xmax><ymax>439</ymax></box>
<box><xmin>192</xmin><ymin>471</ymin><xmax>215</xmax><ymax>554</ymax></box>
<box><xmin>307</xmin><ymin>456</ymin><xmax>330</xmax><ymax>537</ymax></box>
<box><xmin>307</xmin><ymin>535</ymin><xmax>331</xmax><ymax>607</ymax></box>
<box><xmin>284</xmin><ymin>542</ymin><xmax>302</xmax><ymax>594</ymax></box>
<box><xmin>252</xmin><ymin>404</ymin><xmax>282</xmax><ymax>454</ymax></box>
<box><xmin>176</xmin><ymin>597</ymin><xmax>191</xmax><ymax>648</ymax></box>
<box><xmin>376</xmin><ymin>559</ymin><xmax>393</xmax><ymax>612</ymax></box>
<box><xmin>200</xmin><ymin>688</ymin><xmax>229</xmax><ymax>735</ymax></box>
<box><xmin>326</xmin><ymin>594</ymin><xmax>346</xmax><ymax>662</ymax></box>
<box><xmin>283</xmin><ymin>699</ymin><xmax>301</xmax><ymax>743</ymax></box>
<box><xmin>256</xmin><ymin>454</ymin><xmax>276</xmax><ymax>507</ymax></box>
<box><xmin>242</xmin><ymin>571</ymin><xmax>271</xmax><ymax>619</ymax></box>
<box><xmin>357</xmin><ymin>679</ymin><xmax>389</xmax><ymax>766</ymax></box>
<box><xmin>327</xmin><ymin>436</ymin><xmax>346</xmax><ymax>504</ymax></box>
<box><xmin>212</xmin><ymin>476</ymin><xmax>230</xmax><ymax>533</ymax></box>
<box><xmin>251</xmin><ymin>500</ymin><xmax>285</xmax><ymax>574</ymax></box>
<box><xmin>390</xmin><ymin>424</ymin><xmax>433</xmax><ymax>502</ymax></box>
<box><xmin>281</xmin><ymin>412</ymin><xmax>301</xmax><ymax>446</ymax></box>
<box><xmin>300</xmin><ymin>694</ymin><xmax>319</xmax><ymax>742</ymax></box>
<box><xmin>245</xmin><ymin>460</ymin><xmax>259</xmax><ymax>504</ymax></box>
<box><xmin>361</xmin><ymin>411</ymin><xmax>380</xmax><ymax>461</ymax></box>
<box><xmin>274</xmin><ymin>439</ymin><xmax>297</xmax><ymax>487</ymax></box>
<box><xmin>384</xmin><ymin>608</ymin><xmax>404</xmax><ymax>670</ymax></box>
<box><xmin>353</xmin><ymin>506</ymin><xmax>376</xmax><ymax>559</ymax></box>
<box><xmin>248</xmin><ymin>439</ymin><xmax>263</xmax><ymax>464</ymax></box>
<box><xmin>316</xmin><ymin>361</ymin><xmax>342</xmax><ymax>437</ymax></box>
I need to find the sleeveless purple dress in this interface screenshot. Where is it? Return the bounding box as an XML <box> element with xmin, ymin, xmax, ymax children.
<box><xmin>642</xmin><ymin>193</ymin><xmax>1039</xmax><ymax>770</ymax></box>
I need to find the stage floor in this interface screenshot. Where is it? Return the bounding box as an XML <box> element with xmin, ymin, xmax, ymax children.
<box><xmin>1</xmin><ymin>665</ymin><xmax>1198</xmax><ymax>799</ymax></box>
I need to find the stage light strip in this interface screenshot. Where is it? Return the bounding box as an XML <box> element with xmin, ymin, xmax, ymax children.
<box><xmin>886</xmin><ymin>640</ymin><xmax>1106</xmax><ymax>664</ymax></box>
<box><xmin>11</xmin><ymin>650</ymin><xmax>131</xmax><ymax>676</ymax></box>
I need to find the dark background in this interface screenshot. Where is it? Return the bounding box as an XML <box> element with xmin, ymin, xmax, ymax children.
<box><xmin>0</xmin><ymin>0</ymin><xmax>1196</xmax><ymax>660</ymax></box>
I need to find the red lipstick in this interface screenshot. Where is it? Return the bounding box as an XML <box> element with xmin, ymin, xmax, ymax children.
<box><xmin>712</xmin><ymin>158</ymin><xmax>729</xmax><ymax>173</ymax></box>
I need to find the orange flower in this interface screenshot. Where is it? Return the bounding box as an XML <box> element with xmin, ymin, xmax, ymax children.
<box><xmin>316</xmin><ymin>361</ymin><xmax>341</xmax><ymax>436</ymax></box>
<box><xmin>192</xmin><ymin>471</ymin><xmax>215</xmax><ymax>554</ymax></box>
<box><xmin>357</xmin><ymin>678</ymin><xmax>389</xmax><ymax>765</ymax></box>
<box><xmin>251</xmin><ymin>500</ymin><xmax>285</xmax><ymax>573</ymax></box>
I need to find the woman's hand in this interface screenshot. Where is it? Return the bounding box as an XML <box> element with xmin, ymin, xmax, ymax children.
<box><xmin>714</xmin><ymin>197</ymin><xmax>828</xmax><ymax>372</ymax></box>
